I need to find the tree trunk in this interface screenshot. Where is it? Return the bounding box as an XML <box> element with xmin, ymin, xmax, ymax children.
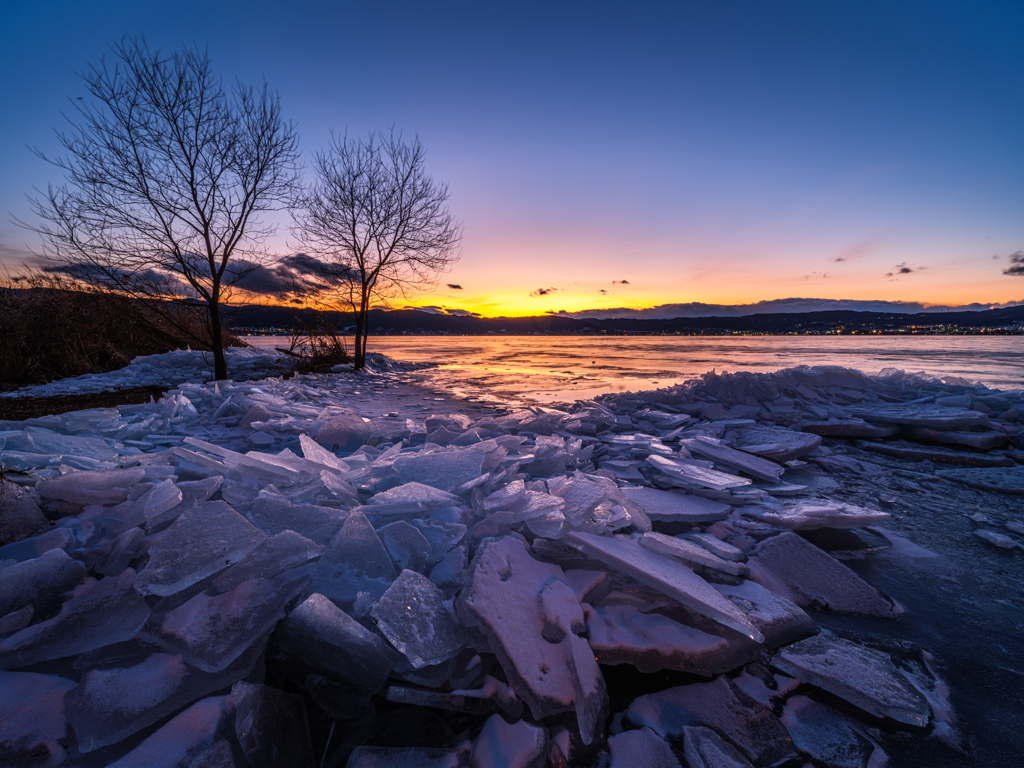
<box><xmin>209</xmin><ymin>288</ymin><xmax>228</xmax><ymax>381</ymax></box>
<box><xmin>353</xmin><ymin>291</ymin><xmax>367</xmax><ymax>370</ymax></box>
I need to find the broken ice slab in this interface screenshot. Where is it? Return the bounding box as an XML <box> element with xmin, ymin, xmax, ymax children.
<box><xmin>394</xmin><ymin>449</ymin><xmax>486</xmax><ymax>492</ymax></box>
<box><xmin>0</xmin><ymin>547</ymin><xmax>86</xmax><ymax>618</ymax></box>
<box><xmin>471</xmin><ymin>714</ymin><xmax>548</xmax><ymax>768</ymax></box>
<box><xmin>904</xmin><ymin>426</ymin><xmax>1007</xmax><ymax>451</ymax></box>
<box><xmin>714</xmin><ymin>580</ymin><xmax>818</xmax><ymax>648</ymax></box>
<box><xmin>746</xmin><ymin>532</ymin><xmax>902</xmax><ymax>618</ymax></box>
<box><xmin>566</xmin><ymin>531</ymin><xmax>763</xmax><ymax>642</ymax></box>
<box><xmin>307</xmin><ymin>510</ymin><xmax>397</xmax><ymax>610</ymax></box>
<box><xmin>0</xmin><ymin>569</ymin><xmax>150</xmax><ymax>670</ymax></box>
<box><xmin>584</xmin><ymin>602</ymin><xmax>757</xmax><ymax>676</ymax></box>
<box><xmin>624</xmin><ymin>676</ymin><xmax>797</xmax><ymax>767</ymax></box>
<box><xmin>228</xmin><ymin>681</ymin><xmax>316</xmax><ymax>768</ymax></box>
<box><xmin>0</xmin><ymin>527</ymin><xmax>76</xmax><ymax>564</ymax></box>
<box><xmin>681</xmin><ymin>437</ymin><xmax>784</xmax><ymax>482</ymax></box>
<box><xmin>0</xmin><ymin>670</ymin><xmax>76</xmax><ymax>768</ymax></box>
<box><xmin>639</xmin><ymin>532</ymin><xmax>749</xmax><ymax>578</ymax></box>
<box><xmin>274</xmin><ymin>592</ymin><xmax>396</xmax><ymax>693</ymax></box>
<box><xmin>242</xmin><ymin>495</ymin><xmax>347</xmax><ymax>545</ymax></box>
<box><xmin>369</xmin><ymin>481</ymin><xmax>463</xmax><ymax>513</ymax></box>
<box><xmin>37</xmin><ymin>467</ymin><xmax>145</xmax><ymax>507</ymax></box>
<box><xmin>455</xmin><ymin>535</ymin><xmax>606</xmax><ymax>744</ymax></box>
<box><xmin>142</xmin><ymin>571</ymin><xmax>307</xmax><ymax>673</ymax></box>
<box><xmin>314</xmin><ymin>408</ymin><xmax>371</xmax><ymax>452</ymax></box>
<box><xmin>210</xmin><ymin>530</ymin><xmax>323</xmax><ymax>592</ymax></box>
<box><xmin>682</xmin><ymin>532</ymin><xmax>745</xmax><ymax>562</ymax></box>
<box><xmin>428</xmin><ymin>545</ymin><xmax>468</xmax><ymax>591</ymax></box>
<box><xmin>386</xmin><ymin>685</ymin><xmax>497</xmax><ymax>716</ymax></box>
<box><xmin>105</xmin><ymin>695</ymin><xmax>232</xmax><ymax>768</ymax></box>
<box><xmin>620</xmin><ymin>486</ymin><xmax>731</xmax><ymax>524</ymax></box>
<box><xmin>975</xmin><ymin>530</ymin><xmax>1020</xmax><ymax>549</ymax></box>
<box><xmin>409</xmin><ymin>519</ymin><xmax>467</xmax><ymax>565</ymax></box>
<box><xmin>728</xmin><ymin>426</ymin><xmax>822</xmax><ymax>463</ymax></box>
<box><xmin>935</xmin><ymin>466</ymin><xmax>1024</xmax><ymax>494</ymax></box>
<box><xmin>117</xmin><ymin>477</ymin><xmax>183</xmax><ymax>530</ymax></box>
<box><xmin>134</xmin><ymin>500</ymin><xmax>267</xmax><ymax>596</ymax></box>
<box><xmin>798</xmin><ymin>420</ymin><xmax>900</xmax><ymax>438</ymax></box>
<box><xmin>0</xmin><ymin>605</ymin><xmax>34</xmax><ymax>638</ymax></box>
<box><xmin>680</xmin><ymin>725</ymin><xmax>756</xmax><ymax>768</ymax></box>
<box><xmin>18</xmin><ymin>431</ymin><xmax>121</xmax><ymax>461</ymax></box>
<box><xmin>647</xmin><ymin>455</ymin><xmax>752</xmax><ymax>491</ymax></box>
<box><xmin>849</xmin><ymin>403</ymin><xmax>987</xmax><ymax>429</ymax></box>
<box><xmin>743</xmin><ymin>501</ymin><xmax>890</xmax><ymax>531</ymax></box>
<box><xmin>346</xmin><ymin>745</ymin><xmax>471</xmax><ymax>768</ymax></box>
<box><xmin>772</xmin><ymin>634</ymin><xmax>931</xmax><ymax>726</ymax></box>
<box><xmin>378</xmin><ymin>521</ymin><xmax>432</xmax><ymax>572</ymax></box>
<box><xmin>859</xmin><ymin>440</ymin><xmax>1014</xmax><ymax>468</ymax></box>
<box><xmin>371</xmin><ymin>570</ymin><xmax>468</xmax><ymax>669</ymax></box>
<box><xmin>298</xmin><ymin>432</ymin><xmax>351</xmax><ymax>473</ymax></box>
<box><xmin>66</xmin><ymin>643</ymin><xmax>264</xmax><ymax>752</ymax></box>
<box><xmin>608</xmin><ymin>727</ymin><xmax>682</xmax><ymax>768</ymax></box>
<box><xmin>780</xmin><ymin>695</ymin><xmax>877</xmax><ymax>768</ymax></box>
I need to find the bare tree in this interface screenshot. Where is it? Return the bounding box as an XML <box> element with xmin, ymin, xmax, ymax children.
<box><xmin>293</xmin><ymin>130</ymin><xmax>461</xmax><ymax>369</ymax></box>
<box><xmin>23</xmin><ymin>37</ymin><xmax>302</xmax><ymax>380</ymax></box>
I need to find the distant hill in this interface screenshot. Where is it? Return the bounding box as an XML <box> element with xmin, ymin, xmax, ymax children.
<box><xmin>225</xmin><ymin>303</ymin><xmax>1024</xmax><ymax>335</ymax></box>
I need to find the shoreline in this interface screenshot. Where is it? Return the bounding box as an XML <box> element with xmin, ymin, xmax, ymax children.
<box><xmin>1</xmin><ymin>352</ymin><xmax>1023</xmax><ymax>766</ymax></box>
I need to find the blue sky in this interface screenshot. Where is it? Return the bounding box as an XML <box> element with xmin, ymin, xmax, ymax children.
<box><xmin>2</xmin><ymin>0</ymin><xmax>1022</xmax><ymax>315</ymax></box>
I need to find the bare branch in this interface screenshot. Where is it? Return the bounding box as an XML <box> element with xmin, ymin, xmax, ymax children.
<box><xmin>22</xmin><ymin>36</ymin><xmax>302</xmax><ymax>380</ymax></box>
<box><xmin>292</xmin><ymin>129</ymin><xmax>462</xmax><ymax>368</ymax></box>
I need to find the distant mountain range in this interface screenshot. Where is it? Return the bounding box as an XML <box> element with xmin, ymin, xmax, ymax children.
<box><xmin>224</xmin><ymin>303</ymin><xmax>1024</xmax><ymax>335</ymax></box>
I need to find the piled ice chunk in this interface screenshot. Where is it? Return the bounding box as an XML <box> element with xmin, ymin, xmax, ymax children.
<box><xmin>2</xmin><ymin>356</ymin><xmax>1012</xmax><ymax>763</ymax></box>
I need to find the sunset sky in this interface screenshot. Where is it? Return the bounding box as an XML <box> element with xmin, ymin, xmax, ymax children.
<box><xmin>1</xmin><ymin>1</ymin><xmax>1021</xmax><ymax>317</ymax></box>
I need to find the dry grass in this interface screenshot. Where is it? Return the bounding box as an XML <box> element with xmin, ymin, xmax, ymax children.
<box><xmin>0</xmin><ymin>273</ymin><xmax>244</xmax><ymax>391</ymax></box>
<box><xmin>277</xmin><ymin>317</ymin><xmax>351</xmax><ymax>374</ymax></box>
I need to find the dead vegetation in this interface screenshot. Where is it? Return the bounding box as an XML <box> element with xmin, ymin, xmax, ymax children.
<box><xmin>0</xmin><ymin>273</ymin><xmax>244</xmax><ymax>391</ymax></box>
<box><xmin>276</xmin><ymin>317</ymin><xmax>351</xmax><ymax>374</ymax></box>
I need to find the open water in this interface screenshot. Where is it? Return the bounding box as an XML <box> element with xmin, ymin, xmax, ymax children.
<box><xmin>245</xmin><ymin>335</ymin><xmax>1024</xmax><ymax>404</ymax></box>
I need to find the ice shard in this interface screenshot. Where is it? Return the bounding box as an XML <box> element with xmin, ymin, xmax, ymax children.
<box><xmin>746</xmin><ymin>532</ymin><xmax>901</xmax><ymax>618</ymax></box>
<box><xmin>134</xmin><ymin>500</ymin><xmax>267</xmax><ymax>596</ymax></box>
<box><xmin>625</xmin><ymin>676</ymin><xmax>797</xmax><ymax>767</ymax></box>
<box><xmin>565</xmin><ymin>531</ymin><xmax>763</xmax><ymax>642</ymax></box>
<box><xmin>0</xmin><ymin>670</ymin><xmax>75</xmax><ymax>768</ymax></box>
<box><xmin>0</xmin><ymin>569</ymin><xmax>150</xmax><ymax>669</ymax></box>
<box><xmin>371</xmin><ymin>569</ymin><xmax>468</xmax><ymax>669</ymax></box>
<box><xmin>274</xmin><ymin>592</ymin><xmax>397</xmax><ymax>693</ymax></box>
<box><xmin>608</xmin><ymin>727</ymin><xmax>682</xmax><ymax>768</ymax></box>
<box><xmin>456</xmin><ymin>535</ymin><xmax>606</xmax><ymax>744</ymax></box>
<box><xmin>620</xmin><ymin>486</ymin><xmax>731</xmax><ymax>524</ymax></box>
<box><xmin>141</xmin><ymin>571</ymin><xmax>307</xmax><ymax>673</ymax></box>
<box><xmin>584</xmin><ymin>603</ymin><xmax>757</xmax><ymax>676</ymax></box>
<box><xmin>772</xmin><ymin>635</ymin><xmax>931</xmax><ymax>726</ymax></box>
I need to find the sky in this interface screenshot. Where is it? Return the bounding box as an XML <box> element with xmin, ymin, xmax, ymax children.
<box><xmin>1</xmin><ymin>0</ymin><xmax>1022</xmax><ymax>318</ymax></box>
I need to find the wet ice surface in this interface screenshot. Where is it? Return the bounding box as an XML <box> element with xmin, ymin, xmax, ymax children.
<box><xmin>1</xmin><ymin>348</ymin><xmax>1023</xmax><ymax>766</ymax></box>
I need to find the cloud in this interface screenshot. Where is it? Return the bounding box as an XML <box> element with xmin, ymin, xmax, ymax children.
<box><xmin>833</xmin><ymin>239</ymin><xmax>878</xmax><ymax>263</ymax></box>
<box><xmin>599</xmin><ymin>289</ymin><xmax>608</xmax><ymax>294</ymax></box>
<box><xmin>803</xmin><ymin>271</ymin><xmax>830</xmax><ymax>280</ymax></box>
<box><xmin>559</xmin><ymin>297</ymin><xmax>1009</xmax><ymax>320</ymax></box>
<box><xmin>447</xmin><ymin>284</ymin><xmax>463</xmax><ymax>290</ymax></box>
<box><xmin>408</xmin><ymin>305</ymin><xmax>481</xmax><ymax>318</ymax></box>
<box><xmin>530</xmin><ymin>287</ymin><xmax>558</xmax><ymax>297</ymax></box>
<box><xmin>885</xmin><ymin>262</ymin><xmax>926</xmax><ymax>279</ymax></box>
<box><xmin>223</xmin><ymin>253</ymin><xmax>355</xmax><ymax>298</ymax></box>
<box><xmin>1004</xmin><ymin>251</ymin><xmax>1024</xmax><ymax>276</ymax></box>
<box><xmin>612</xmin><ymin>279</ymin><xmax>630</xmax><ymax>284</ymax></box>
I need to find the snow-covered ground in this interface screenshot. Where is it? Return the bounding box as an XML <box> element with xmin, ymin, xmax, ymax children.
<box><xmin>1</xmin><ymin>350</ymin><xmax>1023</xmax><ymax>766</ymax></box>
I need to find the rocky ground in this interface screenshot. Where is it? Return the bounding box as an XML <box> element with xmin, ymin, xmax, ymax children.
<box><xmin>0</xmin><ymin>354</ymin><xmax>1022</xmax><ymax>767</ymax></box>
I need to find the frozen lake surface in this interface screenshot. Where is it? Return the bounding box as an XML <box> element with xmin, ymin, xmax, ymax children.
<box><xmin>245</xmin><ymin>335</ymin><xmax>1024</xmax><ymax>404</ymax></box>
